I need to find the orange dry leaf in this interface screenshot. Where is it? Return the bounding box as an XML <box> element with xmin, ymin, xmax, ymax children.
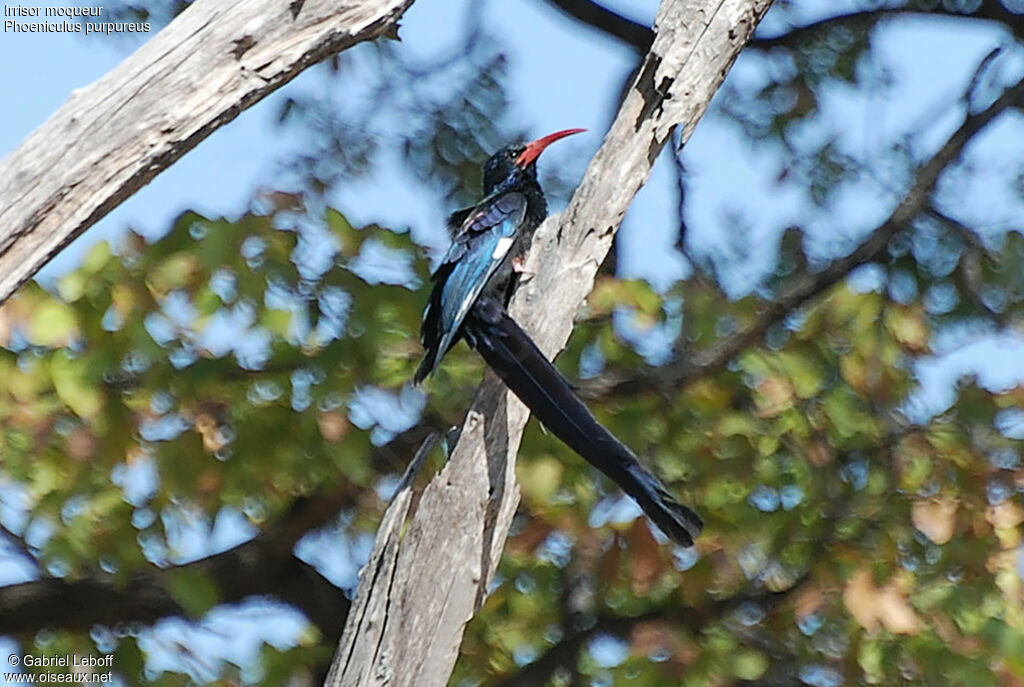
<box><xmin>628</xmin><ymin>519</ymin><xmax>662</xmax><ymax>595</ymax></box>
<box><xmin>317</xmin><ymin>411</ymin><xmax>349</xmax><ymax>442</ymax></box>
<box><xmin>755</xmin><ymin>375</ymin><xmax>794</xmax><ymax>418</ymax></box>
<box><xmin>987</xmin><ymin>501</ymin><xmax>1024</xmax><ymax>530</ymax></box>
<box><xmin>631</xmin><ymin>620</ymin><xmax>690</xmax><ymax>673</ymax></box>
<box><xmin>194</xmin><ymin>412</ymin><xmax>225</xmax><ymax>452</ymax></box>
<box><xmin>912</xmin><ymin>498</ymin><xmax>957</xmax><ymax>545</ymax></box>
<box><xmin>808</xmin><ymin>439</ymin><xmax>834</xmax><ymax>467</ymax></box>
<box><xmin>506</xmin><ymin>518</ymin><xmax>553</xmax><ymax>556</ymax></box>
<box><xmin>987</xmin><ymin>502</ymin><xmax>1024</xmax><ymax>549</ymax></box>
<box><xmin>0</xmin><ymin>303</ymin><xmax>15</xmax><ymax>345</ymax></box>
<box><xmin>843</xmin><ymin>569</ymin><xmax>922</xmax><ymax>635</ymax></box>
<box><xmin>67</xmin><ymin>426</ymin><xmax>97</xmax><ymax>461</ymax></box>
<box><xmin>600</xmin><ymin>533</ymin><xmax>622</xmax><ymax>586</ymax></box>
<box><xmin>793</xmin><ymin>584</ymin><xmax>824</xmax><ymax>621</ymax></box>
<box><xmin>198</xmin><ymin>469</ymin><xmax>222</xmax><ymax>495</ymax></box>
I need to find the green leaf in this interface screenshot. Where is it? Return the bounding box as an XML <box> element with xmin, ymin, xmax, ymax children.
<box><xmin>167</xmin><ymin>568</ymin><xmax>220</xmax><ymax>618</ymax></box>
<box><xmin>28</xmin><ymin>300</ymin><xmax>77</xmax><ymax>346</ymax></box>
<box><xmin>777</xmin><ymin>350</ymin><xmax>826</xmax><ymax>398</ymax></box>
<box><xmin>148</xmin><ymin>252</ymin><xmax>198</xmax><ymax>294</ymax></box>
<box><xmin>517</xmin><ymin>456</ymin><xmax>563</xmax><ymax>503</ymax></box>
<box><xmin>50</xmin><ymin>352</ymin><xmax>103</xmax><ymax>419</ymax></box>
<box><xmin>732</xmin><ymin>650</ymin><xmax>768</xmax><ymax>680</ymax></box>
<box><xmin>884</xmin><ymin>306</ymin><xmax>929</xmax><ymax>352</ymax></box>
<box><xmin>261</xmin><ymin>308</ymin><xmax>293</xmax><ymax>337</ymax></box>
<box><xmin>81</xmin><ymin>241</ymin><xmax>113</xmax><ymax>273</ymax></box>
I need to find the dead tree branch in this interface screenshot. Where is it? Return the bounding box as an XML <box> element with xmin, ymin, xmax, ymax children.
<box><xmin>539</xmin><ymin>0</ymin><xmax>654</xmax><ymax>52</ymax></box>
<box><xmin>0</xmin><ymin>522</ymin><xmax>345</xmax><ymax>640</ymax></box>
<box><xmin>750</xmin><ymin>4</ymin><xmax>1024</xmax><ymax>48</ymax></box>
<box><xmin>324</xmin><ymin>1</ymin><xmax>775</xmax><ymax>685</ymax></box>
<box><xmin>580</xmin><ymin>70</ymin><xmax>1024</xmax><ymax>400</ymax></box>
<box><xmin>0</xmin><ymin>421</ymin><xmax>438</xmax><ymax>638</ymax></box>
<box><xmin>0</xmin><ymin>0</ymin><xmax>415</xmax><ymax>306</ymax></box>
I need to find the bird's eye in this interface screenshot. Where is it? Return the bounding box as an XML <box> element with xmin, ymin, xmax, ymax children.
<box><xmin>508</xmin><ymin>150</ymin><xmax>517</xmax><ymax>159</ymax></box>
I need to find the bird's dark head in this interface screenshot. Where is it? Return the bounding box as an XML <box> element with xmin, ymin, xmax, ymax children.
<box><xmin>482</xmin><ymin>128</ymin><xmax>585</xmax><ymax>195</ymax></box>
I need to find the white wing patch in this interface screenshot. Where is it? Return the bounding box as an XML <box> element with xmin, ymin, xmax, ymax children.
<box><xmin>492</xmin><ymin>236</ymin><xmax>514</xmax><ymax>260</ymax></box>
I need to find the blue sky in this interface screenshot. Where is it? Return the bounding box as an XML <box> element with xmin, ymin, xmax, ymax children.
<box><xmin>2</xmin><ymin>0</ymin><xmax>1024</xmax><ymax>680</ymax></box>
<box><xmin>0</xmin><ymin>0</ymin><xmax>655</xmax><ymax>677</ymax></box>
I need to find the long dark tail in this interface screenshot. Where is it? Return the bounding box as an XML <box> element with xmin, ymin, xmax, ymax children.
<box><xmin>464</xmin><ymin>298</ymin><xmax>702</xmax><ymax>547</ymax></box>
<box><xmin>413</xmin><ymin>346</ymin><xmax>440</xmax><ymax>385</ymax></box>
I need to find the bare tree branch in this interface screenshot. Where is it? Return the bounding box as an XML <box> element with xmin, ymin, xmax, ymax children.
<box><xmin>751</xmin><ymin>3</ymin><xmax>1024</xmax><ymax>48</ymax></box>
<box><xmin>0</xmin><ymin>0</ymin><xmax>415</xmax><ymax>307</ymax></box>
<box><xmin>0</xmin><ymin>523</ymin><xmax>42</xmax><ymax>576</ymax></box>
<box><xmin>926</xmin><ymin>206</ymin><xmax>996</xmax><ymax>260</ymax></box>
<box><xmin>324</xmin><ymin>434</ymin><xmax>438</xmax><ymax>685</ymax></box>
<box><xmin>580</xmin><ymin>70</ymin><xmax>1024</xmax><ymax>400</ymax></box>
<box><xmin>0</xmin><ymin>527</ymin><xmax>346</xmax><ymax>640</ymax></box>
<box><xmin>538</xmin><ymin>0</ymin><xmax>654</xmax><ymax>53</ymax></box>
<box><xmin>0</xmin><ymin>421</ymin><xmax>438</xmax><ymax>638</ymax></box>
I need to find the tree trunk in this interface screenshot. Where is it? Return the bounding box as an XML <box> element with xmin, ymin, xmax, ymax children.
<box><xmin>325</xmin><ymin>1</ymin><xmax>775</xmax><ymax>685</ymax></box>
<box><xmin>0</xmin><ymin>0</ymin><xmax>414</xmax><ymax>306</ymax></box>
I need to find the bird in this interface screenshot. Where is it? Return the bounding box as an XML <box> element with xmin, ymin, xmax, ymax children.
<box><xmin>415</xmin><ymin>128</ymin><xmax>586</xmax><ymax>382</ymax></box>
<box><xmin>415</xmin><ymin>130</ymin><xmax>703</xmax><ymax>547</ymax></box>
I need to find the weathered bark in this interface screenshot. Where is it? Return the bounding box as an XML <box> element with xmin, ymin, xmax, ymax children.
<box><xmin>325</xmin><ymin>1</ymin><xmax>775</xmax><ymax>685</ymax></box>
<box><xmin>0</xmin><ymin>0</ymin><xmax>414</xmax><ymax>306</ymax></box>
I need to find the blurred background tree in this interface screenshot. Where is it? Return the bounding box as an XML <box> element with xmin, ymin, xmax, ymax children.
<box><xmin>1</xmin><ymin>1</ymin><xmax>1024</xmax><ymax>685</ymax></box>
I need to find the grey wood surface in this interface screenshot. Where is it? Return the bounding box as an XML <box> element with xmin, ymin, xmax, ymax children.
<box><xmin>325</xmin><ymin>1</ymin><xmax>775</xmax><ymax>685</ymax></box>
<box><xmin>0</xmin><ymin>0</ymin><xmax>414</xmax><ymax>305</ymax></box>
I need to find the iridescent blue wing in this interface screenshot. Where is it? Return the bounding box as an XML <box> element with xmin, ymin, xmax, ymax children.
<box><xmin>415</xmin><ymin>192</ymin><xmax>526</xmax><ymax>382</ymax></box>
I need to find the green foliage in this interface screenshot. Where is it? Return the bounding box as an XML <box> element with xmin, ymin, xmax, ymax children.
<box><xmin>4</xmin><ymin>177</ymin><xmax>1023</xmax><ymax>685</ymax></box>
<box><xmin>167</xmin><ymin>568</ymin><xmax>219</xmax><ymax>618</ymax></box>
<box><xmin>0</xmin><ymin>199</ymin><xmax>475</xmax><ymax>680</ymax></box>
<box><xmin>5</xmin><ymin>2</ymin><xmax>1024</xmax><ymax>685</ymax></box>
<box><xmin>454</xmin><ymin>271</ymin><xmax>1024</xmax><ymax>685</ymax></box>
